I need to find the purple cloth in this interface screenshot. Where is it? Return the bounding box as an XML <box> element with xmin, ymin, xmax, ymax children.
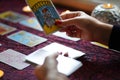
<box><xmin>0</xmin><ymin>0</ymin><xmax>120</xmax><ymax>80</ymax></box>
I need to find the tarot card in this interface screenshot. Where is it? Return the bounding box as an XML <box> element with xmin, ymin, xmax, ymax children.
<box><xmin>19</xmin><ymin>17</ymin><xmax>43</xmax><ymax>31</ymax></box>
<box><xmin>26</xmin><ymin>0</ymin><xmax>61</xmax><ymax>35</ymax></box>
<box><xmin>0</xmin><ymin>49</ymin><xmax>30</xmax><ymax>70</ymax></box>
<box><xmin>53</xmin><ymin>31</ymin><xmax>80</xmax><ymax>41</ymax></box>
<box><xmin>0</xmin><ymin>11</ymin><xmax>29</xmax><ymax>23</ymax></box>
<box><xmin>26</xmin><ymin>49</ymin><xmax>82</xmax><ymax>76</ymax></box>
<box><xmin>7</xmin><ymin>30</ymin><xmax>47</xmax><ymax>47</ymax></box>
<box><xmin>42</xmin><ymin>42</ymin><xmax>85</xmax><ymax>59</ymax></box>
<box><xmin>0</xmin><ymin>23</ymin><xmax>16</xmax><ymax>35</ymax></box>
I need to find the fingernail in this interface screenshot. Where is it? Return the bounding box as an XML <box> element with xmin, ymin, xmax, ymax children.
<box><xmin>64</xmin><ymin>53</ymin><xmax>69</xmax><ymax>57</ymax></box>
<box><xmin>55</xmin><ymin>20</ymin><xmax>62</xmax><ymax>25</ymax></box>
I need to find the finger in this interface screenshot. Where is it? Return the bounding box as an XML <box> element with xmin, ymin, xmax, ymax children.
<box><xmin>59</xmin><ymin>24</ymin><xmax>77</xmax><ymax>32</ymax></box>
<box><xmin>59</xmin><ymin>26</ymin><xmax>70</xmax><ymax>32</ymax></box>
<box><xmin>44</xmin><ymin>53</ymin><xmax>59</xmax><ymax>70</ymax></box>
<box><xmin>60</xmin><ymin>11</ymin><xmax>81</xmax><ymax>19</ymax></box>
<box><xmin>55</xmin><ymin>18</ymin><xmax>77</xmax><ymax>29</ymax></box>
<box><xmin>66</xmin><ymin>28</ymin><xmax>81</xmax><ymax>38</ymax></box>
<box><xmin>51</xmin><ymin>52</ymin><xmax>59</xmax><ymax>59</ymax></box>
<box><xmin>60</xmin><ymin>10</ymin><xmax>70</xmax><ymax>16</ymax></box>
<box><xmin>66</xmin><ymin>31</ymin><xmax>77</xmax><ymax>37</ymax></box>
<box><xmin>44</xmin><ymin>53</ymin><xmax>58</xmax><ymax>64</ymax></box>
<box><xmin>34</xmin><ymin>65</ymin><xmax>44</xmax><ymax>78</ymax></box>
<box><xmin>58</xmin><ymin>52</ymin><xmax>62</xmax><ymax>55</ymax></box>
<box><xmin>64</xmin><ymin>52</ymin><xmax>69</xmax><ymax>57</ymax></box>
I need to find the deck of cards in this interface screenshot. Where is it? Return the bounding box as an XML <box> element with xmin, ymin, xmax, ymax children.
<box><xmin>26</xmin><ymin>42</ymin><xmax>85</xmax><ymax>75</ymax></box>
<box><xmin>42</xmin><ymin>42</ymin><xmax>85</xmax><ymax>58</ymax></box>
<box><xmin>26</xmin><ymin>49</ymin><xmax>83</xmax><ymax>76</ymax></box>
<box><xmin>26</xmin><ymin>0</ymin><xmax>61</xmax><ymax>35</ymax></box>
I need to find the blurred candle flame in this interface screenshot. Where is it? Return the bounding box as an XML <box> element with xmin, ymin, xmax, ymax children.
<box><xmin>0</xmin><ymin>70</ymin><xmax>4</xmax><ymax>78</ymax></box>
<box><xmin>22</xmin><ymin>6</ymin><xmax>31</xmax><ymax>12</ymax></box>
<box><xmin>102</xmin><ymin>3</ymin><xmax>114</xmax><ymax>9</ymax></box>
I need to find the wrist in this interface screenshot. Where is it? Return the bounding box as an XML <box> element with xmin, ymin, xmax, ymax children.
<box><xmin>95</xmin><ymin>22</ymin><xmax>113</xmax><ymax>45</ymax></box>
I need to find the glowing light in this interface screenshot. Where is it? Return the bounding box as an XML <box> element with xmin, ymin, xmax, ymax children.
<box><xmin>0</xmin><ymin>70</ymin><xmax>4</xmax><ymax>78</ymax></box>
<box><xmin>22</xmin><ymin>6</ymin><xmax>31</xmax><ymax>12</ymax></box>
<box><xmin>102</xmin><ymin>3</ymin><xmax>114</xmax><ymax>9</ymax></box>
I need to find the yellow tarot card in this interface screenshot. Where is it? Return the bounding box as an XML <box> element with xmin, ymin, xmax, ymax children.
<box><xmin>26</xmin><ymin>0</ymin><xmax>61</xmax><ymax>35</ymax></box>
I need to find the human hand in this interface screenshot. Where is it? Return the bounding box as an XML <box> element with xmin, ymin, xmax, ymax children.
<box><xmin>56</xmin><ymin>11</ymin><xmax>113</xmax><ymax>45</ymax></box>
<box><xmin>34</xmin><ymin>53</ymin><xmax>69</xmax><ymax>80</ymax></box>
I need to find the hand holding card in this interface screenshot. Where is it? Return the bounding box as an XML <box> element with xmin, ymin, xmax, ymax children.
<box><xmin>26</xmin><ymin>0</ymin><xmax>61</xmax><ymax>35</ymax></box>
<box><xmin>26</xmin><ymin>49</ymin><xmax>82</xmax><ymax>76</ymax></box>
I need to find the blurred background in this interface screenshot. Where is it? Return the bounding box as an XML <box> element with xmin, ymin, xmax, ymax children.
<box><xmin>52</xmin><ymin>0</ymin><xmax>120</xmax><ymax>14</ymax></box>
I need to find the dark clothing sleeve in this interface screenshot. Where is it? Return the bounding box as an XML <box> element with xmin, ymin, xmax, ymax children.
<box><xmin>109</xmin><ymin>25</ymin><xmax>120</xmax><ymax>51</ymax></box>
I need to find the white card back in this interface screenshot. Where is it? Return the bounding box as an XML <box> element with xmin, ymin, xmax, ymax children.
<box><xmin>0</xmin><ymin>49</ymin><xmax>30</xmax><ymax>70</ymax></box>
<box><xmin>42</xmin><ymin>42</ymin><xmax>85</xmax><ymax>58</ymax></box>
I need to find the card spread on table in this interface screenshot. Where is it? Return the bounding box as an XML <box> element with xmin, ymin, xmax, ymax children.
<box><xmin>19</xmin><ymin>17</ymin><xmax>43</xmax><ymax>31</ymax></box>
<box><xmin>53</xmin><ymin>31</ymin><xmax>80</xmax><ymax>41</ymax></box>
<box><xmin>0</xmin><ymin>23</ymin><xmax>16</xmax><ymax>35</ymax></box>
<box><xmin>26</xmin><ymin>49</ymin><xmax>82</xmax><ymax>76</ymax></box>
<box><xmin>26</xmin><ymin>0</ymin><xmax>61</xmax><ymax>35</ymax></box>
<box><xmin>0</xmin><ymin>49</ymin><xmax>30</xmax><ymax>70</ymax></box>
<box><xmin>7</xmin><ymin>30</ymin><xmax>47</xmax><ymax>47</ymax></box>
<box><xmin>0</xmin><ymin>11</ymin><xmax>29</xmax><ymax>23</ymax></box>
<box><xmin>42</xmin><ymin>42</ymin><xmax>85</xmax><ymax>58</ymax></box>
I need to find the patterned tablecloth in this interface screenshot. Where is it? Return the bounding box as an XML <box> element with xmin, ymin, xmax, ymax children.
<box><xmin>0</xmin><ymin>0</ymin><xmax>120</xmax><ymax>80</ymax></box>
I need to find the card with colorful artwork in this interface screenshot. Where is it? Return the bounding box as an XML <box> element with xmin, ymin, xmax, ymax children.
<box><xmin>0</xmin><ymin>11</ymin><xmax>29</xmax><ymax>23</ymax></box>
<box><xmin>7</xmin><ymin>30</ymin><xmax>47</xmax><ymax>47</ymax></box>
<box><xmin>26</xmin><ymin>0</ymin><xmax>61</xmax><ymax>35</ymax></box>
<box><xmin>19</xmin><ymin>17</ymin><xmax>43</xmax><ymax>31</ymax></box>
<box><xmin>0</xmin><ymin>23</ymin><xmax>16</xmax><ymax>35</ymax></box>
